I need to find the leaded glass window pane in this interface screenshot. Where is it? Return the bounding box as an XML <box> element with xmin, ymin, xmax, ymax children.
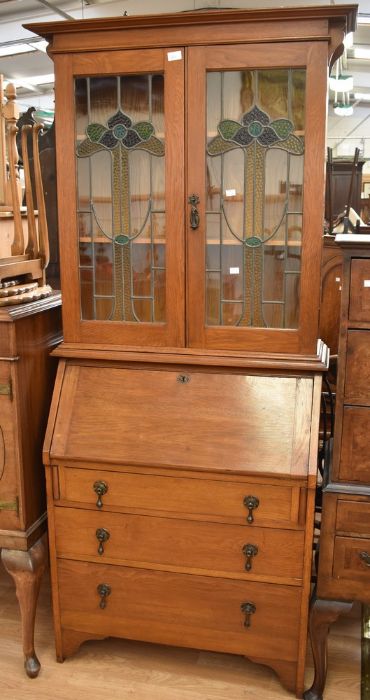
<box><xmin>75</xmin><ymin>74</ymin><xmax>165</xmax><ymax>323</ymax></box>
<box><xmin>206</xmin><ymin>68</ymin><xmax>306</xmax><ymax>329</ymax></box>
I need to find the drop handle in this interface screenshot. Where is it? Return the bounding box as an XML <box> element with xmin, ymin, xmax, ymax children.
<box><xmin>93</xmin><ymin>480</ymin><xmax>108</xmax><ymax>508</ymax></box>
<box><xmin>360</xmin><ymin>551</ymin><xmax>370</xmax><ymax>567</ymax></box>
<box><xmin>188</xmin><ymin>194</ymin><xmax>200</xmax><ymax>229</ymax></box>
<box><xmin>241</xmin><ymin>601</ymin><xmax>256</xmax><ymax>628</ymax></box>
<box><xmin>96</xmin><ymin>528</ymin><xmax>110</xmax><ymax>555</ymax></box>
<box><xmin>97</xmin><ymin>583</ymin><xmax>111</xmax><ymax>609</ymax></box>
<box><xmin>242</xmin><ymin>543</ymin><xmax>258</xmax><ymax>571</ymax></box>
<box><xmin>243</xmin><ymin>495</ymin><xmax>260</xmax><ymax>524</ymax></box>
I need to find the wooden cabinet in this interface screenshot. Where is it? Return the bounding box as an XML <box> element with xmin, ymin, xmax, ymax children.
<box><xmin>305</xmin><ymin>234</ymin><xmax>370</xmax><ymax>700</ymax></box>
<box><xmin>27</xmin><ymin>6</ymin><xmax>356</xmax><ymax>697</ymax></box>
<box><xmin>0</xmin><ymin>294</ymin><xmax>62</xmax><ymax>676</ymax></box>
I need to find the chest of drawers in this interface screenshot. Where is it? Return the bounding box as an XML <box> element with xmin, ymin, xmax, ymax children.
<box><xmin>43</xmin><ymin>359</ymin><xmax>323</xmax><ymax>696</ymax></box>
<box><xmin>0</xmin><ymin>294</ymin><xmax>62</xmax><ymax>676</ymax></box>
<box><xmin>305</xmin><ymin>235</ymin><xmax>370</xmax><ymax>700</ymax></box>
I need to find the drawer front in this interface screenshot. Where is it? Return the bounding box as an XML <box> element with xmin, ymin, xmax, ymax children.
<box><xmin>57</xmin><ymin>558</ymin><xmax>301</xmax><ymax>662</ymax></box>
<box><xmin>333</xmin><ymin>536</ymin><xmax>370</xmax><ymax>584</ymax></box>
<box><xmin>349</xmin><ymin>259</ymin><xmax>370</xmax><ymax>323</ymax></box>
<box><xmin>344</xmin><ymin>332</ymin><xmax>370</xmax><ymax>405</ymax></box>
<box><xmin>0</xmin><ymin>362</ymin><xmax>20</xmax><ymax>531</ymax></box>
<box><xmin>59</xmin><ymin>467</ymin><xmax>305</xmax><ymax>529</ymax></box>
<box><xmin>339</xmin><ymin>407</ymin><xmax>370</xmax><ymax>483</ymax></box>
<box><xmin>51</xmin><ymin>364</ymin><xmax>313</xmax><ymax>477</ymax></box>
<box><xmin>54</xmin><ymin>507</ymin><xmax>305</xmax><ymax>583</ymax></box>
<box><xmin>336</xmin><ymin>500</ymin><xmax>370</xmax><ymax>536</ymax></box>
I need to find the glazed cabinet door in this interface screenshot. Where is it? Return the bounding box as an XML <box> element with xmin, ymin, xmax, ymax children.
<box><xmin>187</xmin><ymin>42</ymin><xmax>327</xmax><ymax>354</ymax></box>
<box><xmin>54</xmin><ymin>48</ymin><xmax>185</xmax><ymax>347</ymax></box>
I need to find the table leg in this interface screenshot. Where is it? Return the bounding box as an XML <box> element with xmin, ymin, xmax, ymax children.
<box><xmin>1</xmin><ymin>534</ymin><xmax>47</xmax><ymax>678</ymax></box>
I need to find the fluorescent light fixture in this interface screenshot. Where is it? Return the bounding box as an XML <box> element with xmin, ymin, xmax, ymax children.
<box><xmin>343</xmin><ymin>32</ymin><xmax>353</xmax><ymax>49</ymax></box>
<box><xmin>353</xmin><ymin>47</ymin><xmax>370</xmax><ymax>59</ymax></box>
<box><xmin>0</xmin><ymin>44</ymin><xmax>36</xmax><ymax>58</ymax></box>
<box><xmin>354</xmin><ymin>92</ymin><xmax>370</xmax><ymax>101</ymax></box>
<box><xmin>357</xmin><ymin>15</ymin><xmax>370</xmax><ymax>25</ymax></box>
<box><xmin>28</xmin><ymin>40</ymin><xmax>49</xmax><ymax>53</ymax></box>
<box><xmin>4</xmin><ymin>74</ymin><xmax>54</xmax><ymax>91</ymax></box>
<box><xmin>333</xmin><ymin>102</ymin><xmax>353</xmax><ymax>116</ymax></box>
<box><xmin>329</xmin><ymin>74</ymin><xmax>353</xmax><ymax>92</ymax></box>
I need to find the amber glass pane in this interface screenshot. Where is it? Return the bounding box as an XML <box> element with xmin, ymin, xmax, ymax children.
<box><xmin>75</xmin><ymin>74</ymin><xmax>165</xmax><ymax>323</ymax></box>
<box><xmin>206</xmin><ymin>68</ymin><xmax>305</xmax><ymax>329</ymax></box>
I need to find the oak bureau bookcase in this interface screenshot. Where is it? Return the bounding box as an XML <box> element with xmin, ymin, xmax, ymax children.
<box><xmin>26</xmin><ymin>6</ymin><xmax>356</xmax><ymax>697</ymax></box>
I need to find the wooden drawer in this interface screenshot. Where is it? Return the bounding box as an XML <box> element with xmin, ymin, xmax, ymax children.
<box><xmin>54</xmin><ymin>507</ymin><xmax>305</xmax><ymax>583</ymax></box>
<box><xmin>333</xmin><ymin>536</ymin><xmax>370</xmax><ymax>584</ymax></box>
<box><xmin>344</xmin><ymin>331</ymin><xmax>370</xmax><ymax>405</ymax></box>
<box><xmin>51</xmin><ymin>364</ymin><xmax>313</xmax><ymax>477</ymax></box>
<box><xmin>57</xmin><ymin>558</ymin><xmax>302</xmax><ymax>663</ymax></box>
<box><xmin>336</xmin><ymin>500</ymin><xmax>370</xmax><ymax>536</ymax></box>
<box><xmin>339</xmin><ymin>407</ymin><xmax>370</xmax><ymax>483</ymax></box>
<box><xmin>58</xmin><ymin>466</ymin><xmax>306</xmax><ymax>529</ymax></box>
<box><xmin>349</xmin><ymin>259</ymin><xmax>370</xmax><ymax>323</ymax></box>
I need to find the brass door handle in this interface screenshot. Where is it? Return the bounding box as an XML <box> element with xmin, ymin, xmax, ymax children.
<box><xmin>243</xmin><ymin>495</ymin><xmax>259</xmax><ymax>524</ymax></box>
<box><xmin>241</xmin><ymin>601</ymin><xmax>256</xmax><ymax>628</ymax></box>
<box><xmin>96</xmin><ymin>528</ymin><xmax>110</xmax><ymax>555</ymax></box>
<box><xmin>93</xmin><ymin>480</ymin><xmax>108</xmax><ymax>508</ymax></box>
<box><xmin>188</xmin><ymin>194</ymin><xmax>200</xmax><ymax>229</ymax></box>
<box><xmin>242</xmin><ymin>543</ymin><xmax>258</xmax><ymax>571</ymax></box>
<box><xmin>97</xmin><ymin>583</ymin><xmax>111</xmax><ymax>609</ymax></box>
<box><xmin>360</xmin><ymin>551</ymin><xmax>370</xmax><ymax>567</ymax></box>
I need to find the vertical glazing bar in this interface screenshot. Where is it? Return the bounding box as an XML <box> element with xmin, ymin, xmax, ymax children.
<box><xmin>220</xmin><ymin>71</ymin><xmax>224</xmax><ymax>325</ymax></box>
<box><xmin>149</xmin><ymin>74</ymin><xmax>155</xmax><ymax>322</ymax></box>
<box><xmin>283</xmin><ymin>69</ymin><xmax>293</xmax><ymax>329</ymax></box>
<box><xmin>86</xmin><ymin>77</ymin><xmax>97</xmax><ymax>320</ymax></box>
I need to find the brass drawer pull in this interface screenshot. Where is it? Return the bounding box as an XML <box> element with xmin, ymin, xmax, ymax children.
<box><xmin>188</xmin><ymin>193</ymin><xmax>200</xmax><ymax>230</ymax></box>
<box><xmin>241</xmin><ymin>601</ymin><xmax>256</xmax><ymax>628</ymax></box>
<box><xmin>360</xmin><ymin>551</ymin><xmax>370</xmax><ymax>567</ymax></box>
<box><xmin>243</xmin><ymin>495</ymin><xmax>259</xmax><ymax>524</ymax></box>
<box><xmin>96</xmin><ymin>528</ymin><xmax>110</xmax><ymax>555</ymax></box>
<box><xmin>93</xmin><ymin>480</ymin><xmax>108</xmax><ymax>508</ymax></box>
<box><xmin>242</xmin><ymin>543</ymin><xmax>258</xmax><ymax>571</ymax></box>
<box><xmin>97</xmin><ymin>583</ymin><xmax>111</xmax><ymax>609</ymax></box>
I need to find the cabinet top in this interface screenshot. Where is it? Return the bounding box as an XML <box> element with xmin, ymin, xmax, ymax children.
<box><xmin>24</xmin><ymin>4</ymin><xmax>357</xmax><ymax>43</ymax></box>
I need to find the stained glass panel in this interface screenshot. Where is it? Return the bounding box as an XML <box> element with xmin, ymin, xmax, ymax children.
<box><xmin>206</xmin><ymin>68</ymin><xmax>306</xmax><ymax>329</ymax></box>
<box><xmin>75</xmin><ymin>74</ymin><xmax>165</xmax><ymax>323</ymax></box>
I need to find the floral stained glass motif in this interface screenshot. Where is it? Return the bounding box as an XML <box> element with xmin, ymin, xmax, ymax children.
<box><xmin>77</xmin><ymin>106</ymin><xmax>164</xmax><ymax>322</ymax></box>
<box><xmin>207</xmin><ymin>95</ymin><xmax>305</xmax><ymax>328</ymax></box>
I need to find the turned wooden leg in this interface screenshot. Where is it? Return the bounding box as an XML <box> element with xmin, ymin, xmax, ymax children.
<box><xmin>303</xmin><ymin>594</ymin><xmax>353</xmax><ymax>700</ymax></box>
<box><xmin>1</xmin><ymin>535</ymin><xmax>47</xmax><ymax>678</ymax></box>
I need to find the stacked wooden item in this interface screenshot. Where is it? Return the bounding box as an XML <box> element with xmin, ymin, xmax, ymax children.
<box><xmin>0</xmin><ymin>78</ymin><xmax>52</xmax><ymax>304</ymax></box>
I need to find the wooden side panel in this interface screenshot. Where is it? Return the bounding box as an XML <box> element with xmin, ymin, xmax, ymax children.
<box><xmin>344</xmin><ymin>331</ymin><xmax>370</xmax><ymax>404</ymax></box>
<box><xmin>339</xmin><ymin>407</ymin><xmax>370</xmax><ymax>483</ymax></box>
<box><xmin>0</xmin><ymin>360</ymin><xmax>21</xmax><ymax>533</ymax></box>
<box><xmin>51</xmin><ymin>364</ymin><xmax>314</xmax><ymax>477</ymax></box>
<box><xmin>349</xmin><ymin>258</ymin><xmax>370</xmax><ymax>323</ymax></box>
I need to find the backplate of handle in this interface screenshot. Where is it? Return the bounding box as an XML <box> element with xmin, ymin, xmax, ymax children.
<box><xmin>188</xmin><ymin>194</ymin><xmax>200</xmax><ymax>229</ymax></box>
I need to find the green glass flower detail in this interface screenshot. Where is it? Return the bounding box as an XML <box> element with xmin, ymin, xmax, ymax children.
<box><xmin>77</xmin><ymin>109</ymin><xmax>164</xmax><ymax>156</ymax></box>
<box><xmin>208</xmin><ymin>105</ymin><xmax>303</xmax><ymax>156</ymax></box>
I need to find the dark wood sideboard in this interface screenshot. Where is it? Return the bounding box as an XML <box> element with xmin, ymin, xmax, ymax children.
<box><xmin>305</xmin><ymin>233</ymin><xmax>370</xmax><ymax>700</ymax></box>
<box><xmin>0</xmin><ymin>293</ymin><xmax>62</xmax><ymax>677</ymax></box>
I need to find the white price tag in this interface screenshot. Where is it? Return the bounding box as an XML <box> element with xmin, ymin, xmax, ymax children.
<box><xmin>225</xmin><ymin>189</ymin><xmax>236</xmax><ymax>197</ymax></box>
<box><xmin>230</xmin><ymin>267</ymin><xmax>239</xmax><ymax>275</ymax></box>
<box><xmin>364</xmin><ymin>280</ymin><xmax>370</xmax><ymax>287</ymax></box>
<box><xmin>167</xmin><ymin>50</ymin><xmax>182</xmax><ymax>61</ymax></box>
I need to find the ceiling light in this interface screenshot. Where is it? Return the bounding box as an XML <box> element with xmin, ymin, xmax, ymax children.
<box><xmin>28</xmin><ymin>40</ymin><xmax>49</xmax><ymax>53</ymax></box>
<box><xmin>353</xmin><ymin>47</ymin><xmax>370</xmax><ymax>60</ymax></box>
<box><xmin>354</xmin><ymin>92</ymin><xmax>370</xmax><ymax>101</ymax></box>
<box><xmin>333</xmin><ymin>102</ymin><xmax>353</xmax><ymax>116</ymax></box>
<box><xmin>329</xmin><ymin>74</ymin><xmax>353</xmax><ymax>92</ymax></box>
<box><xmin>357</xmin><ymin>15</ymin><xmax>370</xmax><ymax>25</ymax></box>
<box><xmin>0</xmin><ymin>44</ymin><xmax>36</xmax><ymax>58</ymax></box>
